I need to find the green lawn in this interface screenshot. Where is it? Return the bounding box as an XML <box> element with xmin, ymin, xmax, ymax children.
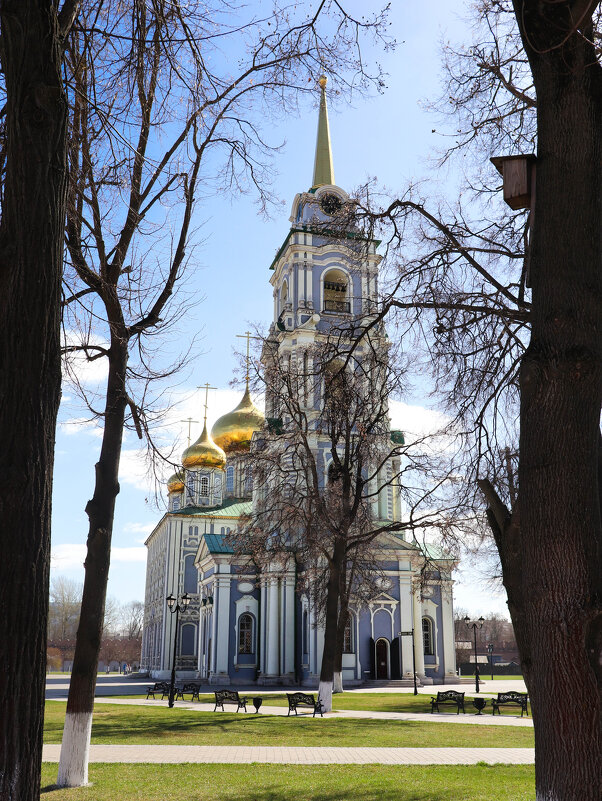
<box><xmin>44</xmin><ymin>703</ymin><xmax>533</xmax><ymax>748</ymax></box>
<box><xmin>40</xmin><ymin>763</ymin><xmax>535</xmax><ymax>800</ymax></box>
<box><xmin>114</xmin><ymin>690</ymin><xmax>530</xmax><ymax>716</ymax></box>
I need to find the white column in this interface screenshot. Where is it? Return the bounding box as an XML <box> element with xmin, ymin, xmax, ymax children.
<box><xmin>399</xmin><ymin>575</ymin><xmax>414</xmax><ymax>676</ymax></box>
<box><xmin>283</xmin><ymin>573</ymin><xmax>296</xmax><ymax>676</ymax></box>
<box><xmin>440</xmin><ymin>580</ymin><xmax>457</xmax><ymax>682</ymax></box>
<box><xmin>213</xmin><ymin>573</ymin><xmax>231</xmax><ymax>680</ymax></box>
<box><xmin>412</xmin><ymin>586</ymin><xmax>426</xmax><ymax>678</ymax></box>
<box><xmin>306</xmin><ymin>259</ymin><xmax>313</xmax><ymax>306</ymax></box>
<box><xmin>259</xmin><ymin>576</ymin><xmax>267</xmax><ymax>676</ymax></box>
<box><xmin>266</xmin><ymin>577</ymin><xmax>280</xmax><ymax>676</ymax></box>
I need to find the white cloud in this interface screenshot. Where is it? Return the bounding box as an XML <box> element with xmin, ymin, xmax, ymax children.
<box><xmin>123</xmin><ymin>522</ymin><xmax>156</xmax><ymax>535</ymax></box>
<box><xmin>51</xmin><ymin>543</ymin><xmax>146</xmax><ymax>571</ymax></box>
<box><xmin>389</xmin><ymin>399</ymin><xmax>449</xmax><ymax>441</ymax></box>
<box><xmin>62</xmin><ymin>330</ymin><xmax>109</xmax><ymax>386</ymax></box>
<box><xmin>59</xmin><ymin>417</ymin><xmax>103</xmax><ymax>438</ymax></box>
<box><xmin>51</xmin><ymin>543</ymin><xmax>86</xmax><ymax>570</ymax></box>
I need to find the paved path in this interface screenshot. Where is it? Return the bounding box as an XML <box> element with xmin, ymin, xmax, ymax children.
<box><xmin>65</xmin><ymin>696</ymin><xmax>532</xmax><ymax>727</ymax></box>
<box><xmin>42</xmin><ymin>744</ymin><xmax>534</xmax><ymax>765</ymax></box>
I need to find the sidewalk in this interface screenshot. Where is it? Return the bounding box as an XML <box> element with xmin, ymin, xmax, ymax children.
<box><xmin>42</xmin><ymin>743</ymin><xmax>535</xmax><ymax>765</ymax></box>
<box><xmin>63</xmin><ymin>696</ymin><xmax>532</xmax><ymax>727</ymax></box>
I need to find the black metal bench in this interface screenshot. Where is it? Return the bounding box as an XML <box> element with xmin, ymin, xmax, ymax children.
<box><xmin>213</xmin><ymin>689</ymin><xmax>248</xmax><ymax>712</ymax></box>
<box><xmin>286</xmin><ymin>692</ymin><xmax>324</xmax><ymax>717</ymax></box>
<box><xmin>180</xmin><ymin>682</ymin><xmax>201</xmax><ymax>701</ymax></box>
<box><xmin>430</xmin><ymin>690</ymin><xmax>466</xmax><ymax>714</ymax></box>
<box><xmin>146</xmin><ymin>681</ymin><xmax>170</xmax><ymax>700</ymax></box>
<box><xmin>492</xmin><ymin>691</ymin><xmax>529</xmax><ymax>717</ymax></box>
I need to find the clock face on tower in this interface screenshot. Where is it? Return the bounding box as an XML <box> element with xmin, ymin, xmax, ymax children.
<box><xmin>319</xmin><ymin>192</ymin><xmax>342</xmax><ymax>216</ymax></box>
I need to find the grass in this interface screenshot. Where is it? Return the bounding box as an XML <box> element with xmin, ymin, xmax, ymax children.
<box><xmin>113</xmin><ymin>691</ymin><xmax>530</xmax><ymax>716</ymax></box>
<box><xmin>40</xmin><ymin>763</ymin><xmax>535</xmax><ymax>800</ymax></box>
<box><xmin>44</xmin><ymin>703</ymin><xmax>533</xmax><ymax>748</ymax></box>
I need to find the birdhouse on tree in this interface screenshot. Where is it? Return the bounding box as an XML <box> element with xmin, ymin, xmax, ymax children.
<box><xmin>490</xmin><ymin>154</ymin><xmax>536</xmax><ymax>210</ymax></box>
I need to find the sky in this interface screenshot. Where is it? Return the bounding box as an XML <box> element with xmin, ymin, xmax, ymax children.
<box><xmin>51</xmin><ymin>1</ymin><xmax>510</xmax><ymax>619</ymax></box>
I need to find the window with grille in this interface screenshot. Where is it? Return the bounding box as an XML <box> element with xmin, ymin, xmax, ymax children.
<box><xmin>226</xmin><ymin>466</ymin><xmax>234</xmax><ymax>492</ymax></box>
<box><xmin>343</xmin><ymin>616</ymin><xmax>353</xmax><ymax>653</ymax></box>
<box><xmin>238</xmin><ymin>613</ymin><xmax>254</xmax><ymax>654</ymax></box>
<box><xmin>422</xmin><ymin>617</ymin><xmax>434</xmax><ymax>655</ymax></box>
<box><xmin>199</xmin><ymin>475</ymin><xmax>209</xmax><ymax>497</ymax></box>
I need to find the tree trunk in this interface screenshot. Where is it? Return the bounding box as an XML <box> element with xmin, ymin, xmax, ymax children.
<box><xmin>504</xmin><ymin>7</ymin><xmax>602</xmax><ymax>797</ymax></box>
<box><xmin>57</xmin><ymin>338</ymin><xmax>128</xmax><ymax>787</ymax></box>
<box><xmin>0</xmin><ymin>3</ymin><xmax>66</xmax><ymax>799</ymax></box>
<box><xmin>318</xmin><ymin>539</ymin><xmax>345</xmax><ymax>712</ymax></box>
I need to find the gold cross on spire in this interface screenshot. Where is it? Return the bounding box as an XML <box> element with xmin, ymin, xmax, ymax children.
<box><xmin>197</xmin><ymin>382</ymin><xmax>217</xmax><ymax>425</ymax></box>
<box><xmin>236</xmin><ymin>331</ymin><xmax>261</xmax><ymax>387</ymax></box>
<box><xmin>180</xmin><ymin>417</ymin><xmax>199</xmax><ymax>447</ymax></box>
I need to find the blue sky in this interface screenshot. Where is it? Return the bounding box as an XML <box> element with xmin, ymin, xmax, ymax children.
<box><xmin>51</xmin><ymin>1</ymin><xmax>510</xmax><ymax>618</ymax></box>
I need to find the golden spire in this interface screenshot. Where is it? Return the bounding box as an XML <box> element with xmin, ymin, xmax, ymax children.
<box><xmin>311</xmin><ymin>75</ymin><xmax>335</xmax><ymax>189</ymax></box>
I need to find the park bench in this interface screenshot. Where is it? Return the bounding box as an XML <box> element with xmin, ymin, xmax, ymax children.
<box><xmin>213</xmin><ymin>689</ymin><xmax>248</xmax><ymax>712</ymax></box>
<box><xmin>430</xmin><ymin>690</ymin><xmax>466</xmax><ymax>714</ymax></box>
<box><xmin>286</xmin><ymin>692</ymin><xmax>324</xmax><ymax>717</ymax></box>
<box><xmin>492</xmin><ymin>691</ymin><xmax>529</xmax><ymax>717</ymax></box>
<box><xmin>179</xmin><ymin>682</ymin><xmax>201</xmax><ymax>701</ymax></box>
<box><xmin>146</xmin><ymin>681</ymin><xmax>170</xmax><ymax>700</ymax></box>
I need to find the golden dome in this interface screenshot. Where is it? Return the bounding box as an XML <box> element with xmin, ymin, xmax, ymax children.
<box><xmin>181</xmin><ymin>423</ymin><xmax>226</xmax><ymax>469</ymax></box>
<box><xmin>211</xmin><ymin>386</ymin><xmax>264</xmax><ymax>452</ymax></box>
<box><xmin>167</xmin><ymin>470</ymin><xmax>185</xmax><ymax>493</ymax></box>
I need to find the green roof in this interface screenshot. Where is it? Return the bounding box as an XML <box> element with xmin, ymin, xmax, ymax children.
<box><xmin>176</xmin><ymin>498</ymin><xmax>252</xmax><ymax>518</ymax></box>
<box><xmin>203</xmin><ymin>533</ymin><xmax>234</xmax><ymax>554</ymax></box>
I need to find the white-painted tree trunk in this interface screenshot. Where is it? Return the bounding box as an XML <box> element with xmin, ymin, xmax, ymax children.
<box><xmin>318</xmin><ymin>679</ymin><xmax>333</xmax><ymax>712</ymax></box>
<box><xmin>333</xmin><ymin>670</ymin><xmax>343</xmax><ymax>694</ymax></box>
<box><xmin>56</xmin><ymin>711</ymin><xmax>93</xmax><ymax>787</ymax></box>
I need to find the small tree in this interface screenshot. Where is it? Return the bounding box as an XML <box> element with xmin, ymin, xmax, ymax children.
<box><xmin>57</xmin><ymin>0</ymin><xmax>391</xmax><ymax>785</ymax></box>
<box><xmin>235</xmin><ymin>324</ymin><xmax>460</xmax><ymax>710</ymax></box>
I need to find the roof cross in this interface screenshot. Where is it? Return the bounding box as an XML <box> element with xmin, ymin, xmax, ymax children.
<box><xmin>197</xmin><ymin>382</ymin><xmax>217</xmax><ymax>426</ymax></box>
<box><xmin>179</xmin><ymin>417</ymin><xmax>199</xmax><ymax>447</ymax></box>
<box><xmin>236</xmin><ymin>331</ymin><xmax>261</xmax><ymax>387</ymax></box>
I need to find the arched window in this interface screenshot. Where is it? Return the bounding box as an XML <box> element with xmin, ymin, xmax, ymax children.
<box><xmin>199</xmin><ymin>475</ymin><xmax>209</xmax><ymax>497</ymax></box>
<box><xmin>244</xmin><ymin>467</ymin><xmax>253</xmax><ymax>496</ymax></box>
<box><xmin>323</xmin><ymin>268</ymin><xmax>350</xmax><ymax>314</ymax></box>
<box><xmin>422</xmin><ymin>617</ymin><xmax>434</xmax><ymax>656</ymax></box>
<box><xmin>184</xmin><ymin>553</ymin><xmax>198</xmax><ymax>594</ymax></box>
<box><xmin>180</xmin><ymin>623</ymin><xmax>196</xmax><ymax>656</ymax></box>
<box><xmin>238</xmin><ymin>613</ymin><xmax>254</xmax><ymax>654</ymax></box>
<box><xmin>226</xmin><ymin>466</ymin><xmax>234</xmax><ymax>493</ymax></box>
<box><xmin>186</xmin><ymin>473</ymin><xmax>195</xmax><ymax>503</ymax></box>
<box><xmin>280</xmin><ymin>279</ymin><xmax>289</xmax><ymax>313</ymax></box>
<box><xmin>343</xmin><ymin>615</ymin><xmax>354</xmax><ymax>653</ymax></box>
<box><xmin>302</xmin><ymin>609</ymin><xmax>309</xmax><ymax>656</ymax></box>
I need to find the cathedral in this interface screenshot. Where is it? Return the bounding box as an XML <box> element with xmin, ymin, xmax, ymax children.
<box><xmin>140</xmin><ymin>78</ymin><xmax>457</xmax><ymax>687</ymax></box>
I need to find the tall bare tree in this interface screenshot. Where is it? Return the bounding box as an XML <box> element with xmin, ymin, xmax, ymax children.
<box><xmin>56</xmin><ymin>0</ymin><xmax>391</xmax><ymax>785</ymax></box>
<box><xmin>235</xmin><ymin>324</ymin><xmax>461</xmax><ymax>711</ymax></box>
<box><xmin>354</xmin><ymin>2</ymin><xmax>602</xmax><ymax>797</ymax></box>
<box><xmin>0</xmin><ymin>3</ymin><xmax>79</xmax><ymax>800</ymax></box>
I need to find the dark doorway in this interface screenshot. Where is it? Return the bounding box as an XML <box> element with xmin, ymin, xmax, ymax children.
<box><xmin>375</xmin><ymin>638</ymin><xmax>389</xmax><ymax>679</ymax></box>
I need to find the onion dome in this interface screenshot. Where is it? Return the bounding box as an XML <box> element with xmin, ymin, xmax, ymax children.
<box><xmin>211</xmin><ymin>386</ymin><xmax>264</xmax><ymax>453</ymax></box>
<box><xmin>166</xmin><ymin>470</ymin><xmax>185</xmax><ymax>493</ymax></box>
<box><xmin>181</xmin><ymin>422</ymin><xmax>226</xmax><ymax>469</ymax></box>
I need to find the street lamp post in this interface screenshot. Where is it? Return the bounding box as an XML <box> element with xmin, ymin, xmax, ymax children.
<box><xmin>398</xmin><ymin>630</ymin><xmax>418</xmax><ymax>695</ymax></box>
<box><xmin>487</xmin><ymin>642</ymin><xmax>494</xmax><ymax>681</ymax></box>
<box><xmin>464</xmin><ymin>616</ymin><xmax>484</xmax><ymax>693</ymax></box>
<box><xmin>166</xmin><ymin>592</ymin><xmax>190</xmax><ymax>708</ymax></box>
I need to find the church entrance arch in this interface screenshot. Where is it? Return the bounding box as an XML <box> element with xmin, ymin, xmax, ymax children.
<box><xmin>375</xmin><ymin>638</ymin><xmax>390</xmax><ymax>680</ymax></box>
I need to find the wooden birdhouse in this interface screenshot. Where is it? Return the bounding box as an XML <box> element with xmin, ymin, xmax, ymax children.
<box><xmin>490</xmin><ymin>154</ymin><xmax>536</xmax><ymax>210</ymax></box>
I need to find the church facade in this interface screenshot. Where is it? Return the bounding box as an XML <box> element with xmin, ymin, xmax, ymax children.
<box><xmin>140</xmin><ymin>79</ymin><xmax>457</xmax><ymax>686</ymax></box>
